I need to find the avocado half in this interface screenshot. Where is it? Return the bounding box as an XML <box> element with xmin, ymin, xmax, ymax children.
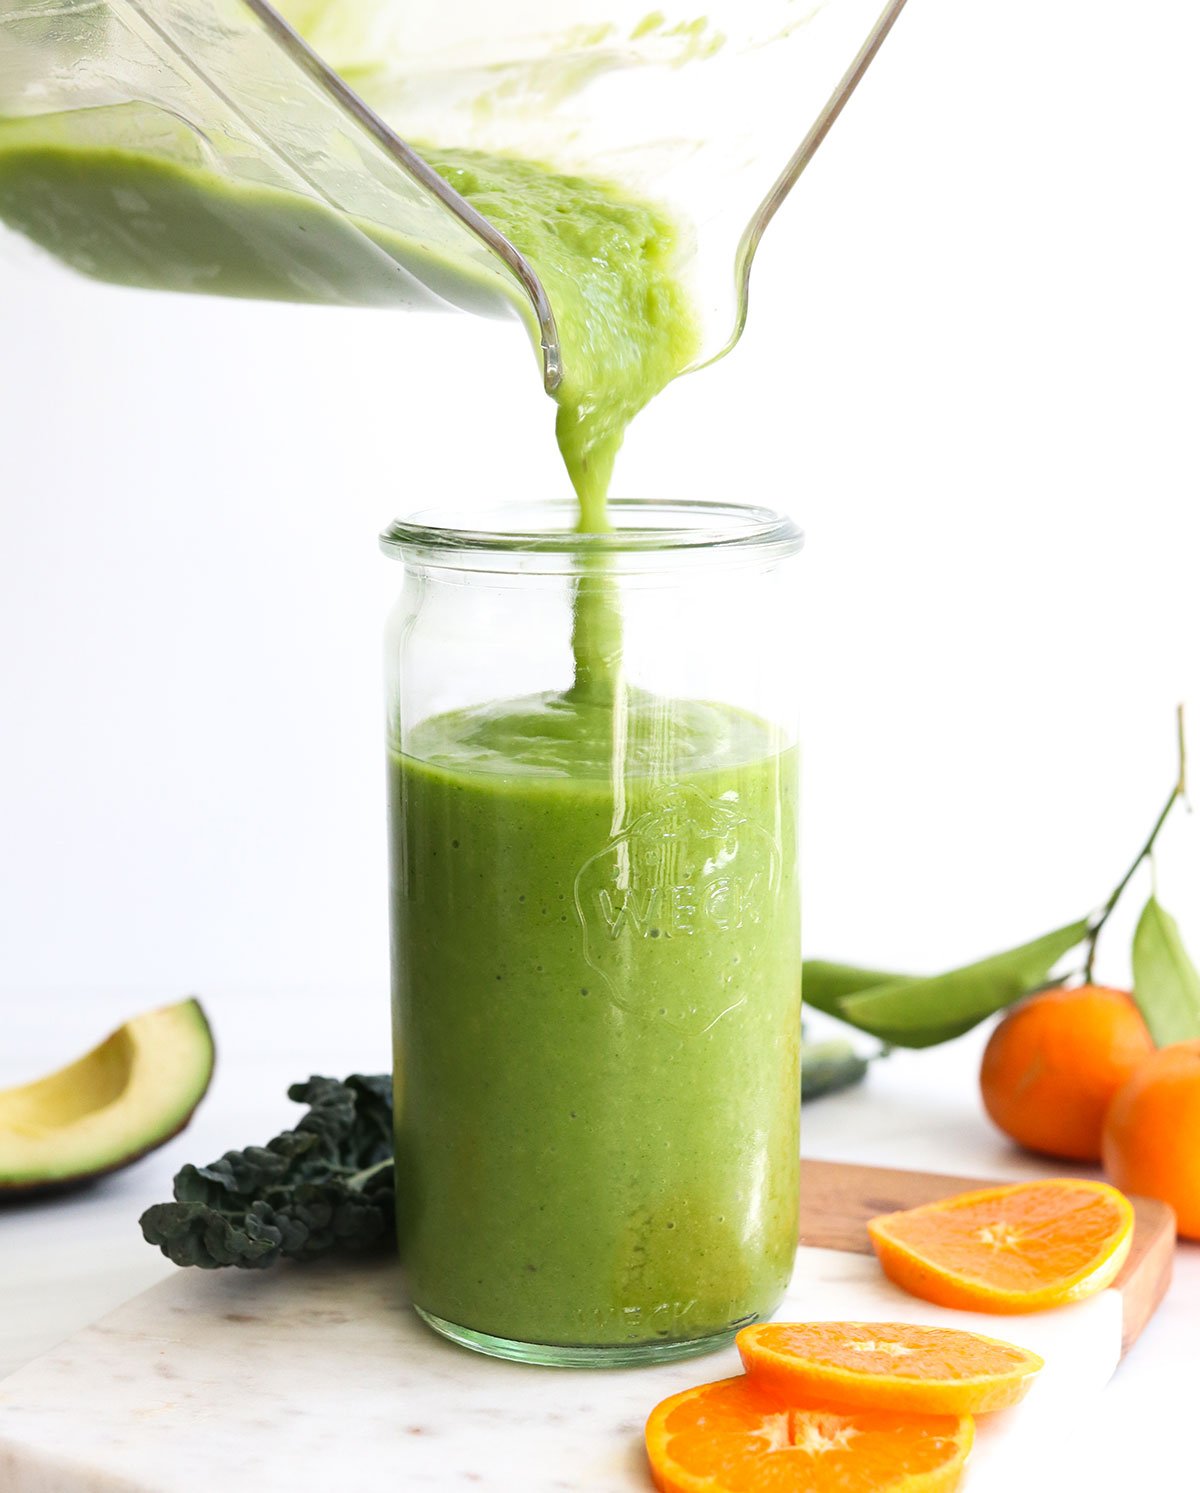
<box><xmin>0</xmin><ymin>998</ymin><xmax>215</xmax><ymax>1195</ymax></box>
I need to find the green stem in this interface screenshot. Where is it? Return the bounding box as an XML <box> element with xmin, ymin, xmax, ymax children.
<box><xmin>1179</xmin><ymin>699</ymin><xmax>1190</xmax><ymax>804</ymax></box>
<box><xmin>347</xmin><ymin>1158</ymin><xmax>393</xmax><ymax>1191</ymax></box>
<box><xmin>1084</xmin><ymin>704</ymin><xmax>1188</xmax><ymax>980</ymax></box>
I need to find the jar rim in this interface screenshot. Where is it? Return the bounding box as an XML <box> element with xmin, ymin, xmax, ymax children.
<box><xmin>380</xmin><ymin>500</ymin><xmax>803</xmax><ymax>569</ymax></box>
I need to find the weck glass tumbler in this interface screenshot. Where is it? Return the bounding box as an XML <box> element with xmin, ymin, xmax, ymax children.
<box><xmin>382</xmin><ymin>500</ymin><xmax>803</xmax><ymax>1366</ymax></box>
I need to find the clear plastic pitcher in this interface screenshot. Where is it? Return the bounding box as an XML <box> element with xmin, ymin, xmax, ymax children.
<box><xmin>0</xmin><ymin>0</ymin><xmax>907</xmax><ymax>388</ymax></box>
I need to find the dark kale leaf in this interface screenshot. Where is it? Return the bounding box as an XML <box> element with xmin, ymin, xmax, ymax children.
<box><xmin>140</xmin><ymin>1074</ymin><xmax>396</xmax><ymax>1269</ymax></box>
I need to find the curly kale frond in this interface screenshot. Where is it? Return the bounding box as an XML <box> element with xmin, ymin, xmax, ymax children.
<box><xmin>140</xmin><ymin>1074</ymin><xmax>396</xmax><ymax>1269</ymax></box>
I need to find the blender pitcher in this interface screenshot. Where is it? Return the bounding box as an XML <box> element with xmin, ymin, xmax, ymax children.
<box><xmin>0</xmin><ymin>0</ymin><xmax>908</xmax><ymax>390</ymax></box>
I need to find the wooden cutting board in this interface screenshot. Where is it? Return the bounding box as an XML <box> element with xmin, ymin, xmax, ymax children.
<box><xmin>799</xmin><ymin>1158</ymin><xmax>1175</xmax><ymax>1354</ymax></box>
<box><xmin>0</xmin><ymin>1159</ymin><xmax>1175</xmax><ymax>1493</ymax></box>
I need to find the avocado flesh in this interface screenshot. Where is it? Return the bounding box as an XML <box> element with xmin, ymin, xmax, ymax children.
<box><xmin>0</xmin><ymin>998</ymin><xmax>215</xmax><ymax>1193</ymax></box>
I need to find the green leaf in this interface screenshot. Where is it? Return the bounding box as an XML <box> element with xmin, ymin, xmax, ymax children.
<box><xmin>846</xmin><ymin>1015</ymin><xmax>989</xmax><ymax>1051</ymax></box>
<box><xmin>803</xmin><ymin>961</ymin><xmax>915</xmax><ymax>1019</ymax></box>
<box><xmin>821</xmin><ymin>919</ymin><xmax>1090</xmax><ymax>1048</ymax></box>
<box><xmin>1132</xmin><ymin>896</ymin><xmax>1200</xmax><ymax>1045</ymax></box>
<box><xmin>803</xmin><ymin>962</ymin><xmax>957</xmax><ymax>1047</ymax></box>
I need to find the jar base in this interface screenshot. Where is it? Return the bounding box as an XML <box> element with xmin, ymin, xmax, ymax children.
<box><xmin>414</xmin><ymin>1306</ymin><xmax>753</xmax><ymax>1368</ymax></box>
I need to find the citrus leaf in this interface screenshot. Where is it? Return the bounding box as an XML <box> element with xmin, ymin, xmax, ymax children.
<box><xmin>803</xmin><ymin>961</ymin><xmax>914</xmax><ymax>1019</ymax></box>
<box><xmin>803</xmin><ymin>963</ymin><xmax>964</xmax><ymax>1047</ymax></box>
<box><xmin>831</xmin><ymin>919</ymin><xmax>1090</xmax><ymax>1048</ymax></box>
<box><xmin>838</xmin><ymin>1013</ymin><xmax>997</xmax><ymax>1051</ymax></box>
<box><xmin>1132</xmin><ymin>896</ymin><xmax>1200</xmax><ymax>1045</ymax></box>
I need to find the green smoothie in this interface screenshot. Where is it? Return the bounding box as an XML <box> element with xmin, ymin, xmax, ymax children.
<box><xmin>389</xmin><ymin>691</ymin><xmax>801</xmax><ymax>1352</ymax></box>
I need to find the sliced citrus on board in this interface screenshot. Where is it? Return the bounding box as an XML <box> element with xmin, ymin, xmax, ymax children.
<box><xmin>868</xmin><ymin>1178</ymin><xmax>1134</xmax><ymax>1312</ymax></box>
<box><xmin>736</xmin><ymin>1320</ymin><xmax>1042</xmax><ymax>1416</ymax></box>
<box><xmin>645</xmin><ymin>1376</ymin><xmax>973</xmax><ymax>1493</ymax></box>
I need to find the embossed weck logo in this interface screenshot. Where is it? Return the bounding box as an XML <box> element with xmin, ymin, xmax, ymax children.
<box><xmin>573</xmin><ymin>783</ymin><xmax>781</xmax><ymax>1033</ymax></box>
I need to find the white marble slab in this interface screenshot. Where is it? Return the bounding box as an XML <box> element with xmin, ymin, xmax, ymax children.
<box><xmin>0</xmin><ymin>1244</ymin><xmax>1121</xmax><ymax>1492</ymax></box>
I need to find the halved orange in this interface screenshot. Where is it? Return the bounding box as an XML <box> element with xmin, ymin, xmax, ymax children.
<box><xmin>868</xmin><ymin>1178</ymin><xmax>1134</xmax><ymax>1313</ymax></box>
<box><xmin>645</xmin><ymin>1375</ymin><xmax>973</xmax><ymax>1493</ymax></box>
<box><xmin>737</xmin><ymin>1321</ymin><xmax>1043</xmax><ymax>1415</ymax></box>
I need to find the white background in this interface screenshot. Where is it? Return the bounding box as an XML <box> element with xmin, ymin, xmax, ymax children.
<box><xmin>2</xmin><ymin>0</ymin><xmax>1199</xmax><ymax>1029</ymax></box>
<box><xmin>1</xmin><ymin>0</ymin><xmax>1198</xmax><ymax>1484</ymax></box>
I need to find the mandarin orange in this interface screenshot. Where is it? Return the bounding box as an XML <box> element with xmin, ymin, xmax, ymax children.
<box><xmin>1102</xmin><ymin>1039</ymin><xmax>1200</xmax><ymax>1239</ymax></box>
<box><xmin>980</xmin><ymin>986</ymin><xmax>1153</xmax><ymax>1161</ymax></box>
<box><xmin>645</xmin><ymin>1375</ymin><xmax>973</xmax><ymax>1493</ymax></box>
<box><xmin>736</xmin><ymin>1321</ymin><xmax>1042</xmax><ymax>1416</ymax></box>
<box><xmin>867</xmin><ymin>1178</ymin><xmax>1134</xmax><ymax>1312</ymax></box>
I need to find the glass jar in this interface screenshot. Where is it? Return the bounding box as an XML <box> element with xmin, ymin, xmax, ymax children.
<box><xmin>381</xmin><ymin>500</ymin><xmax>803</xmax><ymax>1367</ymax></box>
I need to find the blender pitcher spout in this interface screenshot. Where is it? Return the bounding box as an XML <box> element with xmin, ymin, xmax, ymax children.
<box><xmin>0</xmin><ymin>0</ymin><xmax>910</xmax><ymax>392</ymax></box>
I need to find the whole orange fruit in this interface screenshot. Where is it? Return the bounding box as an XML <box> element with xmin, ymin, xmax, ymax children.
<box><xmin>980</xmin><ymin>986</ymin><xmax>1154</xmax><ymax>1161</ymax></box>
<box><xmin>1103</xmin><ymin>1040</ymin><xmax>1200</xmax><ymax>1239</ymax></box>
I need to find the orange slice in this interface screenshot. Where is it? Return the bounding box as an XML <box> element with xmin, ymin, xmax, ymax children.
<box><xmin>868</xmin><ymin>1178</ymin><xmax>1135</xmax><ymax>1312</ymax></box>
<box><xmin>737</xmin><ymin>1321</ymin><xmax>1043</xmax><ymax>1415</ymax></box>
<box><xmin>645</xmin><ymin>1375</ymin><xmax>973</xmax><ymax>1493</ymax></box>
